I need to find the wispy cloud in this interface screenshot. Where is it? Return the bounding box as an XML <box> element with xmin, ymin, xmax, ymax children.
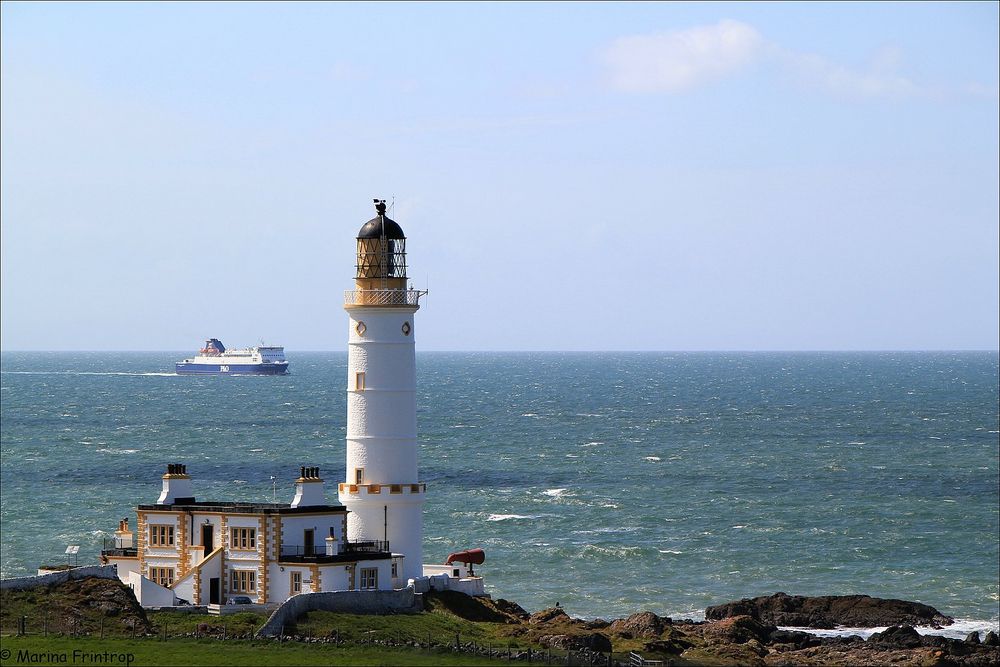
<box><xmin>601</xmin><ymin>20</ymin><xmax>997</xmax><ymax>100</ymax></box>
<box><xmin>776</xmin><ymin>45</ymin><xmax>921</xmax><ymax>98</ymax></box>
<box><xmin>601</xmin><ymin>20</ymin><xmax>764</xmax><ymax>93</ymax></box>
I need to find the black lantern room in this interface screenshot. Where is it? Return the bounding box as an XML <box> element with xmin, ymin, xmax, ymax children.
<box><xmin>356</xmin><ymin>199</ymin><xmax>407</xmax><ymax>284</ymax></box>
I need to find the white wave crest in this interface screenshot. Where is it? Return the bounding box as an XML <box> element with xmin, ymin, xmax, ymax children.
<box><xmin>782</xmin><ymin>618</ymin><xmax>1000</xmax><ymax>640</ymax></box>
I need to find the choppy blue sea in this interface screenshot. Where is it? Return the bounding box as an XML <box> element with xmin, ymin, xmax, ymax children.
<box><xmin>1</xmin><ymin>352</ymin><xmax>997</xmax><ymax>631</ymax></box>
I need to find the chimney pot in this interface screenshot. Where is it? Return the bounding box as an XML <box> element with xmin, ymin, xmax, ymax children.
<box><xmin>157</xmin><ymin>463</ymin><xmax>194</xmax><ymax>505</ymax></box>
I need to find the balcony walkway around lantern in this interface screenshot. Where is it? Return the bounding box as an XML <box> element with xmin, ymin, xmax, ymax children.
<box><xmin>344</xmin><ymin>289</ymin><xmax>425</xmax><ymax>306</ymax></box>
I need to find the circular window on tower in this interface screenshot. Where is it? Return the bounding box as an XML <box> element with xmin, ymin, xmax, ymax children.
<box><xmin>402</xmin><ymin>321</ymin><xmax>411</xmax><ymax>336</ymax></box>
<box><xmin>355</xmin><ymin>321</ymin><xmax>367</xmax><ymax>336</ymax></box>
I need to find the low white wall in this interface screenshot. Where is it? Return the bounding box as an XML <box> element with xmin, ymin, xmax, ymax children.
<box><xmin>256</xmin><ymin>588</ymin><xmax>423</xmax><ymax>637</ymax></box>
<box><xmin>408</xmin><ymin>573</ymin><xmax>486</xmax><ymax>597</ymax></box>
<box><xmin>0</xmin><ymin>565</ymin><xmax>119</xmax><ymax>591</ymax></box>
<box><xmin>128</xmin><ymin>571</ymin><xmax>176</xmax><ymax>607</ymax></box>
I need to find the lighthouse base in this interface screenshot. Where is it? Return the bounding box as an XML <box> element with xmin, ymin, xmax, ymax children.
<box><xmin>341</xmin><ymin>493</ymin><xmax>423</xmax><ymax>583</ymax></box>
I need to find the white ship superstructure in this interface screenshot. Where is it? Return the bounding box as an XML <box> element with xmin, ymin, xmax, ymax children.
<box><xmin>175</xmin><ymin>339</ymin><xmax>289</xmax><ymax>375</ymax></box>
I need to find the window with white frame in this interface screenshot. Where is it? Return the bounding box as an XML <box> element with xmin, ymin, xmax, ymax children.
<box><xmin>359</xmin><ymin>567</ymin><xmax>378</xmax><ymax>590</ymax></box>
<box><xmin>230</xmin><ymin>569</ymin><xmax>256</xmax><ymax>593</ymax></box>
<box><xmin>290</xmin><ymin>571</ymin><xmax>302</xmax><ymax>595</ymax></box>
<box><xmin>231</xmin><ymin>527</ymin><xmax>256</xmax><ymax>550</ymax></box>
<box><xmin>148</xmin><ymin>567</ymin><xmax>174</xmax><ymax>587</ymax></box>
<box><xmin>148</xmin><ymin>525</ymin><xmax>174</xmax><ymax>547</ymax></box>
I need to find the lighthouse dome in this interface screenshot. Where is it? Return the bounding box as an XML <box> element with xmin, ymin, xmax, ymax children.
<box><xmin>357</xmin><ymin>216</ymin><xmax>405</xmax><ymax>240</ymax></box>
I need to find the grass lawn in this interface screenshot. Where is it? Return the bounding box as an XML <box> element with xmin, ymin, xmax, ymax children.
<box><xmin>0</xmin><ymin>635</ymin><xmax>510</xmax><ymax>666</ymax></box>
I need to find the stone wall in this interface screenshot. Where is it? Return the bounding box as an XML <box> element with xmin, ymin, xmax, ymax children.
<box><xmin>0</xmin><ymin>565</ymin><xmax>119</xmax><ymax>591</ymax></box>
<box><xmin>256</xmin><ymin>588</ymin><xmax>424</xmax><ymax>637</ymax></box>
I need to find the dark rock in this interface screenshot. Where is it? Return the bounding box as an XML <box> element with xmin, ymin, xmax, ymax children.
<box><xmin>984</xmin><ymin>631</ymin><xmax>999</xmax><ymax>646</ymax></box>
<box><xmin>608</xmin><ymin>611</ymin><xmax>668</xmax><ymax>639</ymax></box>
<box><xmin>769</xmin><ymin>629</ymin><xmax>822</xmax><ymax>648</ymax></box>
<box><xmin>642</xmin><ymin>638</ymin><xmax>691</xmax><ymax>655</ymax></box>
<box><xmin>584</xmin><ymin>618</ymin><xmax>610</xmax><ymax>629</ymax></box>
<box><xmin>869</xmin><ymin>625</ymin><xmax>923</xmax><ymax>649</ymax></box>
<box><xmin>705</xmin><ymin>592</ymin><xmax>953</xmax><ymax>629</ymax></box>
<box><xmin>537</xmin><ymin>632</ymin><xmax>612</xmax><ymax>652</ymax></box>
<box><xmin>530</xmin><ymin>607</ymin><xmax>570</xmax><ymax>624</ymax></box>
<box><xmin>966</xmin><ymin>631</ymin><xmax>981</xmax><ymax>644</ymax></box>
<box><xmin>703</xmin><ymin>615</ymin><xmax>776</xmax><ymax>645</ymax></box>
<box><xmin>820</xmin><ymin>634</ymin><xmax>865</xmax><ymax>646</ymax></box>
<box><xmin>493</xmin><ymin>598</ymin><xmax>531</xmax><ymax>620</ymax></box>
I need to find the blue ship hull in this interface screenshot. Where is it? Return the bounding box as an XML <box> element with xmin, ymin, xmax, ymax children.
<box><xmin>175</xmin><ymin>362</ymin><xmax>289</xmax><ymax>375</ymax></box>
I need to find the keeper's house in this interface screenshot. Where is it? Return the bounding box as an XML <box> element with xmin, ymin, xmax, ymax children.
<box><xmin>101</xmin><ymin>464</ymin><xmax>403</xmax><ymax>607</ymax></box>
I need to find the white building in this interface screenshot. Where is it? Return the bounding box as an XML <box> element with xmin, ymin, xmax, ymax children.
<box><xmin>101</xmin><ymin>464</ymin><xmax>401</xmax><ymax>607</ymax></box>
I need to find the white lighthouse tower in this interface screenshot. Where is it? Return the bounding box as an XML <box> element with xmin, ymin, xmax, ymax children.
<box><xmin>339</xmin><ymin>199</ymin><xmax>426</xmax><ymax>583</ymax></box>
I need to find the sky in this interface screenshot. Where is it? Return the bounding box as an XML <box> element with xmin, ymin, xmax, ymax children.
<box><xmin>2</xmin><ymin>2</ymin><xmax>998</xmax><ymax>351</ymax></box>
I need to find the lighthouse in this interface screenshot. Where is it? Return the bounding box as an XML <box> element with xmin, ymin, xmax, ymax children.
<box><xmin>339</xmin><ymin>199</ymin><xmax>426</xmax><ymax>583</ymax></box>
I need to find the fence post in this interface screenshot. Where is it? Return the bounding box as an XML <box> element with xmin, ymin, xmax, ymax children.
<box><xmin>43</xmin><ymin>613</ymin><xmax>48</xmax><ymax>637</ymax></box>
<box><xmin>222</xmin><ymin>625</ymin><xmax>227</xmax><ymax>641</ymax></box>
<box><xmin>100</xmin><ymin>617</ymin><xmax>105</xmax><ymax>639</ymax></box>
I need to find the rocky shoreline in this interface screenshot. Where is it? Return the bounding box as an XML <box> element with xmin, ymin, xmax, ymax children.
<box><xmin>2</xmin><ymin>577</ymin><xmax>997</xmax><ymax>666</ymax></box>
<box><xmin>466</xmin><ymin>592</ymin><xmax>1000</xmax><ymax>666</ymax></box>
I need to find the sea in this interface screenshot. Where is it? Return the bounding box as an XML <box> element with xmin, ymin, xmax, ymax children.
<box><xmin>1</xmin><ymin>351</ymin><xmax>997</xmax><ymax>638</ymax></box>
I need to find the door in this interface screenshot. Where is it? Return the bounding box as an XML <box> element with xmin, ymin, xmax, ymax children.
<box><xmin>209</xmin><ymin>578</ymin><xmax>221</xmax><ymax>605</ymax></box>
<box><xmin>202</xmin><ymin>524</ymin><xmax>214</xmax><ymax>559</ymax></box>
<box><xmin>304</xmin><ymin>529</ymin><xmax>315</xmax><ymax>556</ymax></box>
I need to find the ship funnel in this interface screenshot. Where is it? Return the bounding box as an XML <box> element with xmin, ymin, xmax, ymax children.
<box><xmin>157</xmin><ymin>463</ymin><xmax>194</xmax><ymax>505</ymax></box>
<box><xmin>290</xmin><ymin>466</ymin><xmax>325</xmax><ymax>508</ymax></box>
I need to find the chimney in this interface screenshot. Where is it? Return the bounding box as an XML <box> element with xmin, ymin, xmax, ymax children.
<box><xmin>325</xmin><ymin>526</ymin><xmax>338</xmax><ymax>556</ymax></box>
<box><xmin>157</xmin><ymin>463</ymin><xmax>194</xmax><ymax>505</ymax></box>
<box><xmin>290</xmin><ymin>466</ymin><xmax>325</xmax><ymax>508</ymax></box>
<box><xmin>115</xmin><ymin>517</ymin><xmax>134</xmax><ymax>549</ymax></box>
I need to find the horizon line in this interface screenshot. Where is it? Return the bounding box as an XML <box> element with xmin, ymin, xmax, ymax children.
<box><xmin>1</xmin><ymin>348</ymin><xmax>998</xmax><ymax>354</ymax></box>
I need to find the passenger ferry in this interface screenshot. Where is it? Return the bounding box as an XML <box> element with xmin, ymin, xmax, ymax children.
<box><xmin>175</xmin><ymin>339</ymin><xmax>289</xmax><ymax>375</ymax></box>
